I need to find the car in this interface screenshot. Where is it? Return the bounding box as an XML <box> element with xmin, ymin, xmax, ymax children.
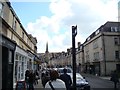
<box><xmin>57</xmin><ymin>67</ymin><xmax>90</xmax><ymax>90</ymax></box>
<box><xmin>57</xmin><ymin>67</ymin><xmax>73</xmax><ymax>74</ymax></box>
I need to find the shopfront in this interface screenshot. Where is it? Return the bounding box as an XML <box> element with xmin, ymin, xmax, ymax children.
<box><xmin>0</xmin><ymin>34</ymin><xmax>16</xmax><ymax>89</ymax></box>
<box><xmin>13</xmin><ymin>46</ymin><xmax>34</xmax><ymax>88</ymax></box>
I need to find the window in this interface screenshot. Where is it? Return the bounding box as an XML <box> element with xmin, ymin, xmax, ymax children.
<box><xmin>115</xmin><ymin>27</ymin><xmax>119</xmax><ymax>32</ymax></box>
<box><xmin>21</xmin><ymin>57</ymin><xmax>24</xmax><ymax>79</ymax></box>
<box><xmin>19</xmin><ymin>56</ymin><xmax>21</xmax><ymax>61</ymax></box>
<box><xmin>95</xmin><ymin>29</ymin><xmax>100</xmax><ymax>35</ymax></box>
<box><xmin>111</xmin><ymin>27</ymin><xmax>119</xmax><ymax>32</ymax></box>
<box><xmin>94</xmin><ymin>52</ymin><xmax>99</xmax><ymax>61</ymax></box>
<box><xmin>22</xmin><ymin>32</ymin><xmax>24</xmax><ymax>39</ymax></box>
<box><xmin>13</xmin><ymin>20</ymin><xmax>17</xmax><ymax>31</ymax></box>
<box><xmin>115</xmin><ymin>51</ymin><xmax>120</xmax><ymax>59</ymax></box>
<box><xmin>93</xmin><ymin>41</ymin><xmax>98</xmax><ymax>49</ymax></box>
<box><xmin>114</xmin><ymin>37</ymin><xmax>120</xmax><ymax>45</ymax></box>
<box><xmin>0</xmin><ymin>2</ymin><xmax>4</xmax><ymax>17</ymax></box>
<box><xmin>87</xmin><ymin>37</ymin><xmax>90</xmax><ymax>41</ymax></box>
<box><xmin>16</xmin><ymin>54</ymin><xmax>18</xmax><ymax>60</ymax></box>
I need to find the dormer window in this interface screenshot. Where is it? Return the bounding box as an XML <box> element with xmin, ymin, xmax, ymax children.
<box><xmin>111</xmin><ymin>27</ymin><xmax>118</xmax><ymax>32</ymax></box>
<box><xmin>95</xmin><ymin>29</ymin><xmax>100</xmax><ymax>35</ymax></box>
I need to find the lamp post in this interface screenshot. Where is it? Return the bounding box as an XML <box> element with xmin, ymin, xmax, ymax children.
<box><xmin>72</xmin><ymin>25</ymin><xmax>77</xmax><ymax>90</ymax></box>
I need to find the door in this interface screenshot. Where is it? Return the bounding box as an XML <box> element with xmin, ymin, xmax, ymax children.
<box><xmin>2</xmin><ymin>47</ymin><xmax>14</xmax><ymax>89</ymax></box>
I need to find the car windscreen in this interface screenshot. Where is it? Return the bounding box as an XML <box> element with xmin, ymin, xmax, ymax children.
<box><xmin>58</xmin><ymin>68</ymin><xmax>72</xmax><ymax>73</ymax></box>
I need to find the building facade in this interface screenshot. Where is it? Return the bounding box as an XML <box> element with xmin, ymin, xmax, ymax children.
<box><xmin>45</xmin><ymin>21</ymin><xmax>120</xmax><ymax>76</ymax></box>
<box><xmin>0</xmin><ymin>34</ymin><xmax>16</xmax><ymax>89</ymax></box>
<box><xmin>0</xmin><ymin>1</ymin><xmax>39</xmax><ymax>88</ymax></box>
<box><xmin>83</xmin><ymin>21</ymin><xmax>120</xmax><ymax>76</ymax></box>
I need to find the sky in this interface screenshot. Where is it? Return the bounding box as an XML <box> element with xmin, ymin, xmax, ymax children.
<box><xmin>10</xmin><ymin>0</ymin><xmax>119</xmax><ymax>53</ymax></box>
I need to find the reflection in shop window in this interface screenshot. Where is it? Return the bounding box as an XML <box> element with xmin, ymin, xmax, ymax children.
<box><xmin>30</xmin><ymin>59</ymin><xmax>32</xmax><ymax>70</ymax></box>
<box><xmin>27</xmin><ymin>61</ymin><xmax>29</xmax><ymax>69</ymax></box>
<box><xmin>18</xmin><ymin>66</ymin><xmax>20</xmax><ymax>80</ymax></box>
<box><xmin>16</xmin><ymin>54</ymin><xmax>18</xmax><ymax>60</ymax></box>
<box><xmin>19</xmin><ymin>56</ymin><xmax>21</xmax><ymax>61</ymax></box>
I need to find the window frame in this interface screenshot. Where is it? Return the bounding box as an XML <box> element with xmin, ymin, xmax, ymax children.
<box><xmin>115</xmin><ymin>51</ymin><xmax>120</xmax><ymax>59</ymax></box>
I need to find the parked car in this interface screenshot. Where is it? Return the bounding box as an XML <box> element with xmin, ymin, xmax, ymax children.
<box><xmin>57</xmin><ymin>67</ymin><xmax>90</xmax><ymax>90</ymax></box>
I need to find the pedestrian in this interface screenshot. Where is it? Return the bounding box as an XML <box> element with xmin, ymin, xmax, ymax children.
<box><xmin>110</xmin><ymin>70</ymin><xmax>119</xmax><ymax>89</ymax></box>
<box><xmin>34</xmin><ymin>70</ymin><xmax>39</xmax><ymax>85</ymax></box>
<box><xmin>60</xmin><ymin>68</ymin><xmax>72</xmax><ymax>90</ymax></box>
<box><xmin>45</xmin><ymin>70</ymin><xmax>66</xmax><ymax>90</ymax></box>
<box><xmin>41</xmin><ymin>70</ymin><xmax>50</xmax><ymax>87</ymax></box>
<box><xmin>25</xmin><ymin>70</ymin><xmax>30</xmax><ymax>89</ymax></box>
<box><xmin>28</xmin><ymin>70</ymin><xmax>34</xmax><ymax>90</ymax></box>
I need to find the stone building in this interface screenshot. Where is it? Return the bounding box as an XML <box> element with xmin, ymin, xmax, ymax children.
<box><xmin>83</xmin><ymin>21</ymin><xmax>120</xmax><ymax>76</ymax></box>
<box><xmin>0</xmin><ymin>1</ymin><xmax>39</xmax><ymax>88</ymax></box>
<box><xmin>39</xmin><ymin>21</ymin><xmax>120</xmax><ymax>77</ymax></box>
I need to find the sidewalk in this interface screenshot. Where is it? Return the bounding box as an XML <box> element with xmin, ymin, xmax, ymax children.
<box><xmin>99</xmin><ymin>76</ymin><xmax>111</xmax><ymax>80</ymax></box>
<box><xmin>34</xmin><ymin>79</ymin><xmax>44</xmax><ymax>89</ymax></box>
<box><xmin>81</xmin><ymin>73</ymin><xmax>120</xmax><ymax>81</ymax></box>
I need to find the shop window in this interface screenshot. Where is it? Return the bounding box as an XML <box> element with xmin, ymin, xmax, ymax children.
<box><xmin>16</xmin><ymin>54</ymin><xmax>18</xmax><ymax>60</ymax></box>
<box><xmin>27</xmin><ymin>61</ymin><xmax>29</xmax><ymax>69</ymax></box>
<box><xmin>18</xmin><ymin>65</ymin><xmax>21</xmax><ymax>80</ymax></box>
<box><xmin>19</xmin><ymin>56</ymin><xmax>21</xmax><ymax>61</ymax></box>
<box><xmin>21</xmin><ymin>59</ymin><xmax>24</xmax><ymax>79</ymax></box>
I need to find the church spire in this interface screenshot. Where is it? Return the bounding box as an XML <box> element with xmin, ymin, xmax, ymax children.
<box><xmin>45</xmin><ymin>42</ymin><xmax>49</xmax><ymax>53</ymax></box>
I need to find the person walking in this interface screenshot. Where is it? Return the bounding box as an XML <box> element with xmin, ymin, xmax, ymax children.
<box><xmin>45</xmin><ymin>70</ymin><xmax>66</xmax><ymax>90</ymax></box>
<box><xmin>28</xmin><ymin>70</ymin><xmax>34</xmax><ymax>90</ymax></box>
<box><xmin>41</xmin><ymin>70</ymin><xmax>50</xmax><ymax>87</ymax></box>
<box><xmin>60</xmin><ymin>68</ymin><xmax>72</xmax><ymax>90</ymax></box>
<box><xmin>34</xmin><ymin>70</ymin><xmax>39</xmax><ymax>85</ymax></box>
<box><xmin>25</xmin><ymin>70</ymin><xmax>30</xmax><ymax>89</ymax></box>
<box><xmin>110</xmin><ymin>70</ymin><xmax>119</xmax><ymax>89</ymax></box>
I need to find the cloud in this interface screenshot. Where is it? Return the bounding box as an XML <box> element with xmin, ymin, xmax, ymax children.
<box><xmin>26</xmin><ymin>0</ymin><xmax>118</xmax><ymax>53</ymax></box>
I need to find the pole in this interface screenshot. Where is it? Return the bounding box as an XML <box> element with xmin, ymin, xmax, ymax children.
<box><xmin>72</xmin><ymin>25</ymin><xmax>77</xmax><ymax>90</ymax></box>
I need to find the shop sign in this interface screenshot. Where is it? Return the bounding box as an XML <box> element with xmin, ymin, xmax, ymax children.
<box><xmin>0</xmin><ymin>35</ymin><xmax>16</xmax><ymax>50</ymax></box>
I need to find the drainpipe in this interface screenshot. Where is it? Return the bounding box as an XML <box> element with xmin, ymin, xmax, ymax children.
<box><xmin>102</xmin><ymin>33</ymin><xmax>106</xmax><ymax>76</ymax></box>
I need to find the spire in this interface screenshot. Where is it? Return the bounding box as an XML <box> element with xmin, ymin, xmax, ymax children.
<box><xmin>45</xmin><ymin>42</ymin><xmax>49</xmax><ymax>53</ymax></box>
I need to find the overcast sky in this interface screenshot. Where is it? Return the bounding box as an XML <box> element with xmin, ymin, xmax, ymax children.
<box><xmin>10</xmin><ymin>0</ymin><xmax>119</xmax><ymax>53</ymax></box>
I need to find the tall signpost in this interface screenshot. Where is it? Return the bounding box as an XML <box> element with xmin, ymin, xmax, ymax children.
<box><xmin>72</xmin><ymin>25</ymin><xmax>77</xmax><ymax>90</ymax></box>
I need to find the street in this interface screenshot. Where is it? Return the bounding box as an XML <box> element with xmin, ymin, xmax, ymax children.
<box><xmin>34</xmin><ymin>73</ymin><xmax>120</xmax><ymax>90</ymax></box>
<box><xmin>82</xmin><ymin>73</ymin><xmax>120</xmax><ymax>90</ymax></box>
